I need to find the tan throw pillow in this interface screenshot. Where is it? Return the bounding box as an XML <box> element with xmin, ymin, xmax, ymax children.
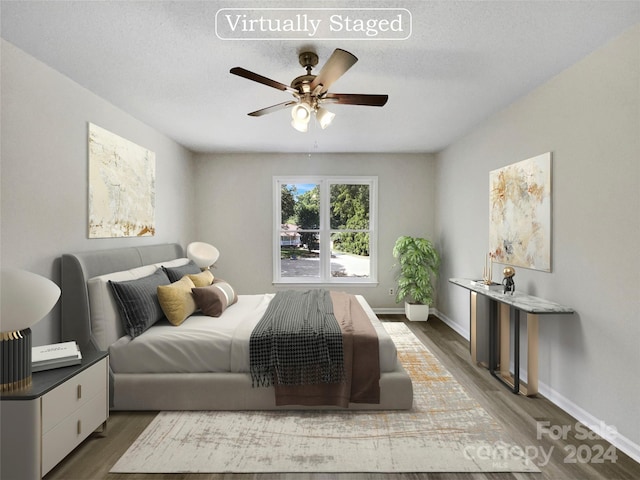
<box><xmin>191</xmin><ymin>279</ymin><xmax>238</xmax><ymax>317</ymax></box>
<box><xmin>187</xmin><ymin>269</ymin><xmax>214</xmax><ymax>287</ymax></box>
<box><xmin>157</xmin><ymin>276</ymin><xmax>197</xmax><ymax>326</ymax></box>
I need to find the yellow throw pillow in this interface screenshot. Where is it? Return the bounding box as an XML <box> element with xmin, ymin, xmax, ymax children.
<box><xmin>187</xmin><ymin>269</ymin><xmax>214</xmax><ymax>287</ymax></box>
<box><xmin>157</xmin><ymin>276</ymin><xmax>196</xmax><ymax>326</ymax></box>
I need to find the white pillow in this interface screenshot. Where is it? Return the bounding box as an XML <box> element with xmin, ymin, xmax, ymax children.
<box><xmin>155</xmin><ymin>258</ymin><xmax>191</xmax><ymax>269</ymax></box>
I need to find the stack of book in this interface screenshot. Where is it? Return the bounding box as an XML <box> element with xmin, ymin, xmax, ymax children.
<box><xmin>32</xmin><ymin>341</ymin><xmax>82</xmax><ymax>372</ymax></box>
<box><xmin>471</xmin><ymin>279</ymin><xmax>503</xmax><ymax>291</ymax></box>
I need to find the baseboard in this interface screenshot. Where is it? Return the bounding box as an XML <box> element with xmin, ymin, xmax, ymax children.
<box><xmin>373</xmin><ymin>307</ymin><xmax>440</xmax><ymax>320</ymax></box>
<box><xmin>373</xmin><ymin>307</ymin><xmax>470</xmax><ymax>337</ymax></box>
<box><xmin>508</xmin><ymin>367</ymin><xmax>640</xmax><ymax>463</ymax></box>
<box><xmin>432</xmin><ymin>311</ymin><xmax>640</xmax><ymax>464</ymax></box>
<box><xmin>375</xmin><ymin>307</ymin><xmax>640</xmax><ymax>463</ymax></box>
<box><xmin>372</xmin><ymin>307</ymin><xmax>452</xmax><ymax>320</ymax></box>
<box><xmin>535</xmin><ymin>377</ymin><xmax>640</xmax><ymax>464</ymax></box>
<box><xmin>372</xmin><ymin>307</ymin><xmax>404</xmax><ymax>315</ymax></box>
<box><xmin>432</xmin><ymin>308</ymin><xmax>470</xmax><ymax>339</ymax></box>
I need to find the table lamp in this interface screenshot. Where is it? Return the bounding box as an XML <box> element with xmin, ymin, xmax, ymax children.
<box><xmin>187</xmin><ymin>242</ymin><xmax>220</xmax><ymax>270</ymax></box>
<box><xmin>1</xmin><ymin>269</ymin><xmax>61</xmax><ymax>392</ymax></box>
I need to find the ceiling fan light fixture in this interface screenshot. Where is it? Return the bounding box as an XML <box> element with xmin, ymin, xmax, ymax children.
<box><xmin>316</xmin><ymin>106</ymin><xmax>335</xmax><ymax>129</ymax></box>
<box><xmin>291</xmin><ymin>118</ymin><xmax>309</xmax><ymax>132</ymax></box>
<box><xmin>291</xmin><ymin>102</ymin><xmax>311</xmax><ymax>122</ymax></box>
<box><xmin>231</xmin><ymin>49</ymin><xmax>388</xmax><ymax>132</ymax></box>
<box><xmin>291</xmin><ymin>101</ymin><xmax>312</xmax><ymax>132</ymax></box>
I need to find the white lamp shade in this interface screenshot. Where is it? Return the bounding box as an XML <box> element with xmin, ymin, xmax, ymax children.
<box><xmin>316</xmin><ymin>107</ymin><xmax>335</xmax><ymax>129</ymax></box>
<box><xmin>187</xmin><ymin>242</ymin><xmax>220</xmax><ymax>269</ymax></box>
<box><xmin>291</xmin><ymin>102</ymin><xmax>311</xmax><ymax>122</ymax></box>
<box><xmin>1</xmin><ymin>269</ymin><xmax>61</xmax><ymax>332</ymax></box>
<box><xmin>291</xmin><ymin>119</ymin><xmax>309</xmax><ymax>132</ymax></box>
<box><xmin>291</xmin><ymin>102</ymin><xmax>312</xmax><ymax>132</ymax></box>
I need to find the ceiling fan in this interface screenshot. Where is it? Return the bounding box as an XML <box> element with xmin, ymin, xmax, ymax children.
<box><xmin>230</xmin><ymin>48</ymin><xmax>388</xmax><ymax>132</ymax></box>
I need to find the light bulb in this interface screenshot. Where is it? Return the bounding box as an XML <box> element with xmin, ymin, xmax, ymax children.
<box><xmin>291</xmin><ymin>101</ymin><xmax>311</xmax><ymax>132</ymax></box>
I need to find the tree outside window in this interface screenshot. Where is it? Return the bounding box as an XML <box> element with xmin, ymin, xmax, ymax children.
<box><xmin>274</xmin><ymin>176</ymin><xmax>377</xmax><ymax>284</ymax></box>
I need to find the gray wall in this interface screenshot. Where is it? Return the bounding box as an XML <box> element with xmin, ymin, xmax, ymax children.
<box><xmin>0</xmin><ymin>40</ymin><xmax>195</xmax><ymax>345</ymax></box>
<box><xmin>192</xmin><ymin>152</ymin><xmax>436</xmax><ymax>308</ymax></box>
<box><xmin>2</xmin><ymin>22</ymin><xmax>638</xmax><ymax>461</ymax></box>
<box><xmin>434</xmin><ymin>25</ymin><xmax>639</xmax><ymax>456</ymax></box>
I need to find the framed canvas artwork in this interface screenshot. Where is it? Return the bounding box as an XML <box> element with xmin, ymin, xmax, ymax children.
<box><xmin>489</xmin><ymin>152</ymin><xmax>551</xmax><ymax>272</ymax></box>
<box><xmin>88</xmin><ymin>123</ymin><xmax>156</xmax><ymax>238</ymax></box>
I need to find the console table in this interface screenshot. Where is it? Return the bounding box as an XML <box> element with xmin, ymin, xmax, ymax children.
<box><xmin>449</xmin><ymin>278</ymin><xmax>574</xmax><ymax>396</ymax></box>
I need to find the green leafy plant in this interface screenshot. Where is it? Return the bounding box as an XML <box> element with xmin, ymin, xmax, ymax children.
<box><xmin>393</xmin><ymin>235</ymin><xmax>441</xmax><ymax>305</ymax></box>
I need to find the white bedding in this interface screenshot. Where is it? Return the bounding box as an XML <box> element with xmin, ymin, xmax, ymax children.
<box><xmin>108</xmin><ymin>293</ymin><xmax>398</xmax><ymax>375</ymax></box>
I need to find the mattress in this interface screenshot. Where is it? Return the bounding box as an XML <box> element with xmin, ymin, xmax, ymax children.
<box><xmin>108</xmin><ymin>293</ymin><xmax>397</xmax><ymax>375</ymax></box>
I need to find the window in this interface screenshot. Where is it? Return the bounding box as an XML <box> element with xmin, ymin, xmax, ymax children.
<box><xmin>274</xmin><ymin>176</ymin><xmax>377</xmax><ymax>285</ymax></box>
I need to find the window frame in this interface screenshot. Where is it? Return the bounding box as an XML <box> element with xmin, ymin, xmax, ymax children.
<box><xmin>273</xmin><ymin>175</ymin><xmax>378</xmax><ymax>286</ymax></box>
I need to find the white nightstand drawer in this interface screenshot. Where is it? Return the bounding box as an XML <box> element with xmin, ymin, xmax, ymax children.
<box><xmin>1</xmin><ymin>351</ymin><xmax>108</xmax><ymax>480</ymax></box>
<box><xmin>41</xmin><ymin>387</ymin><xmax>108</xmax><ymax>476</ymax></box>
<box><xmin>42</xmin><ymin>358</ymin><xmax>107</xmax><ymax>433</ymax></box>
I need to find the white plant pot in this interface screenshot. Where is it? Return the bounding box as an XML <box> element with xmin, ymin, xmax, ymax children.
<box><xmin>405</xmin><ymin>302</ymin><xmax>430</xmax><ymax>321</ymax></box>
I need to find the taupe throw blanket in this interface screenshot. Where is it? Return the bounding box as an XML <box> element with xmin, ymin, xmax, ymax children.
<box><xmin>250</xmin><ymin>290</ymin><xmax>346</xmax><ymax>388</ymax></box>
<box><xmin>250</xmin><ymin>289</ymin><xmax>380</xmax><ymax>408</ymax></box>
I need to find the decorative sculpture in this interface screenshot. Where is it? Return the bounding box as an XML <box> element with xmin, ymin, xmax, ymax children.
<box><xmin>502</xmin><ymin>266</ymin><xmax>516</xmax><ymax>295</ymax></box>
<box><xmin>483</xmin><ymin>252</ymin><xmax>495</xmax><ymax>285</ymax></box>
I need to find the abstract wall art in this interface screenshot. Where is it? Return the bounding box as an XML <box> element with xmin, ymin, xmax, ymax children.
<box><xmin>489</xmin><ymin>152</ymin><xmax>551</xmax><ymax>272</ymax></box>
<box><xmin>88</xmin><ymin>123</ymin><xmax>156</xmax><ymax>238</ymax></box>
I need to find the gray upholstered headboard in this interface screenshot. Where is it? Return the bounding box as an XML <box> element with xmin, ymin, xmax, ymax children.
<box><xmin>60</xmin><ymin>243</ymin><xmax>183</xmax><ymax>351</ymax></box>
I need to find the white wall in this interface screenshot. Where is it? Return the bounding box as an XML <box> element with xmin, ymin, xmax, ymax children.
<box><xmin>434</xmin><ymin>25</ymin><xmax>639</xmax><ymax>458</ymax></box>
<box><xmin>0</xmin><ymin>40</ymin><xmax>195</xmax><ymax>345</ymax></box>
<box><xmin>192</xmin><ymin>152</ymin><xmax>436</xmax><ymax>308</ymax></box>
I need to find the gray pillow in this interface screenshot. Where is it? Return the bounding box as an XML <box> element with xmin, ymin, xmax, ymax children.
<box><xmin>162</xmin><ymin>261</ymin><xmax>201</xmax><ymax>282</ymax></box>
<box><xmin>109</xmin><ymin>269</ymin><xmax>171</xmax><ymax>338</ymax></box>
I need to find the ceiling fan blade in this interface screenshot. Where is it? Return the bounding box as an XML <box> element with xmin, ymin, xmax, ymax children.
<box><xmin>248</xmin><ymin>100</ymin><xmax>297</xmax><ymax>117</ymax></box>
<box><xmin>310</xmin><ymin>49</ymin><xmax>358</xmax><ymax>94</ymax></box>
<box><xmin>230</xmin><ymin>67</ymin><xmax>297</xmax><ymax>94</ymax></box>
<box><xmin>323</xmin><ymin>93</ymin><xmax>388</xmax><ymax>107</ymax></box>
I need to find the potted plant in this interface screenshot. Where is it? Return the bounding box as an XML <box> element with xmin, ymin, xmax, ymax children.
<box><xmin>393</xmin><ymin>235</ymin><xmax>441</xmax><ymax>321</ymax></box>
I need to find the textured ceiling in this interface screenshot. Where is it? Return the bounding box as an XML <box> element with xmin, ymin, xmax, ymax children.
<box><xmin>2</xmin><ymin>1</ymin><xmax>638</xmax><ymax>153</ymax></box>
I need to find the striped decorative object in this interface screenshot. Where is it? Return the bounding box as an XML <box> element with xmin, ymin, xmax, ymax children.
<box><xmin>0</xmin><ymin>328</ymin><xmax>32</xmax><ymax>392</ymax></box>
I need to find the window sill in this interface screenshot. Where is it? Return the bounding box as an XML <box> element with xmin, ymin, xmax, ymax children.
<box><xmin>273</xmin><ymin>281</ymin><xmax>379</xmax><ymax>288</ymax></box>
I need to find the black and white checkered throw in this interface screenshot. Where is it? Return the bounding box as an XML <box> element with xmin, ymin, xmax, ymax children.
<box><xmin>250</xmin><ymin>289</ymin><xmax>346</xmax><ymax>387</ymax></box>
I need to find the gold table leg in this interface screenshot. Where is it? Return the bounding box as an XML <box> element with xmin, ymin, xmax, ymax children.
<box><xmin>495</xmin><ymin>306</ymin><xmax>539</xmax><ymax>397</ymax></box>
<box><xmin>527</xmin><ymin>313</ymin><xmax>539</xmax><ymax>396</ymax></box>
<box><xmin>499</xmin><ymin>303</ymin><xmax>510</xmax><ymax>379</ymax></box>
<box><xmin>470</xmin><ymin>292</ymin><xmax>477</xmax><ymax>364</ymax></box>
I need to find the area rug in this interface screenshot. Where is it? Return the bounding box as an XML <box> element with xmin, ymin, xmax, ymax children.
<box><xmin>111</xmin><ymin>322</ymin><xmax>539</xmax><ymax>473</ymax></box>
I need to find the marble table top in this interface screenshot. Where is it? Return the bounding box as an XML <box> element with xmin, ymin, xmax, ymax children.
<box><xmin>449</xmin><ymin>278</ymin><xmax>575</xmax><ymax>314</ymax></box>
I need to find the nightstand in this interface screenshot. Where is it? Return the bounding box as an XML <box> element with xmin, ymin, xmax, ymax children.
<box><xmin>1</xmin><ymin>350</ymin><xmax>109</xmax><ymax>480</ymax></box>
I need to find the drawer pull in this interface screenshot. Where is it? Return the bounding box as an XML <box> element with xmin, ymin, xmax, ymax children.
<box><xmin>77</xmin><ymin>384</ymin><xmax>82</xmax><ymax>399</ymax></box>
<box><xmin>77</xmin><ymin>419</ymin><xmax>82</xmax><ymax>435</ymax></box>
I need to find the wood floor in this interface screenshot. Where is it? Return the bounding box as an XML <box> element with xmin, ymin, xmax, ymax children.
<box><xmin>45</xmin><ymin>315</ymin><xmax>640</xmax><ymax>480</ymax></box>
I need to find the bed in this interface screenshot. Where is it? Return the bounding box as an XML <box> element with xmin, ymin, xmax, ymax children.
<box><xmin>60</xmin><ymin>243</ymin><xmax>413</xmax><ymax>410</ymax></box>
